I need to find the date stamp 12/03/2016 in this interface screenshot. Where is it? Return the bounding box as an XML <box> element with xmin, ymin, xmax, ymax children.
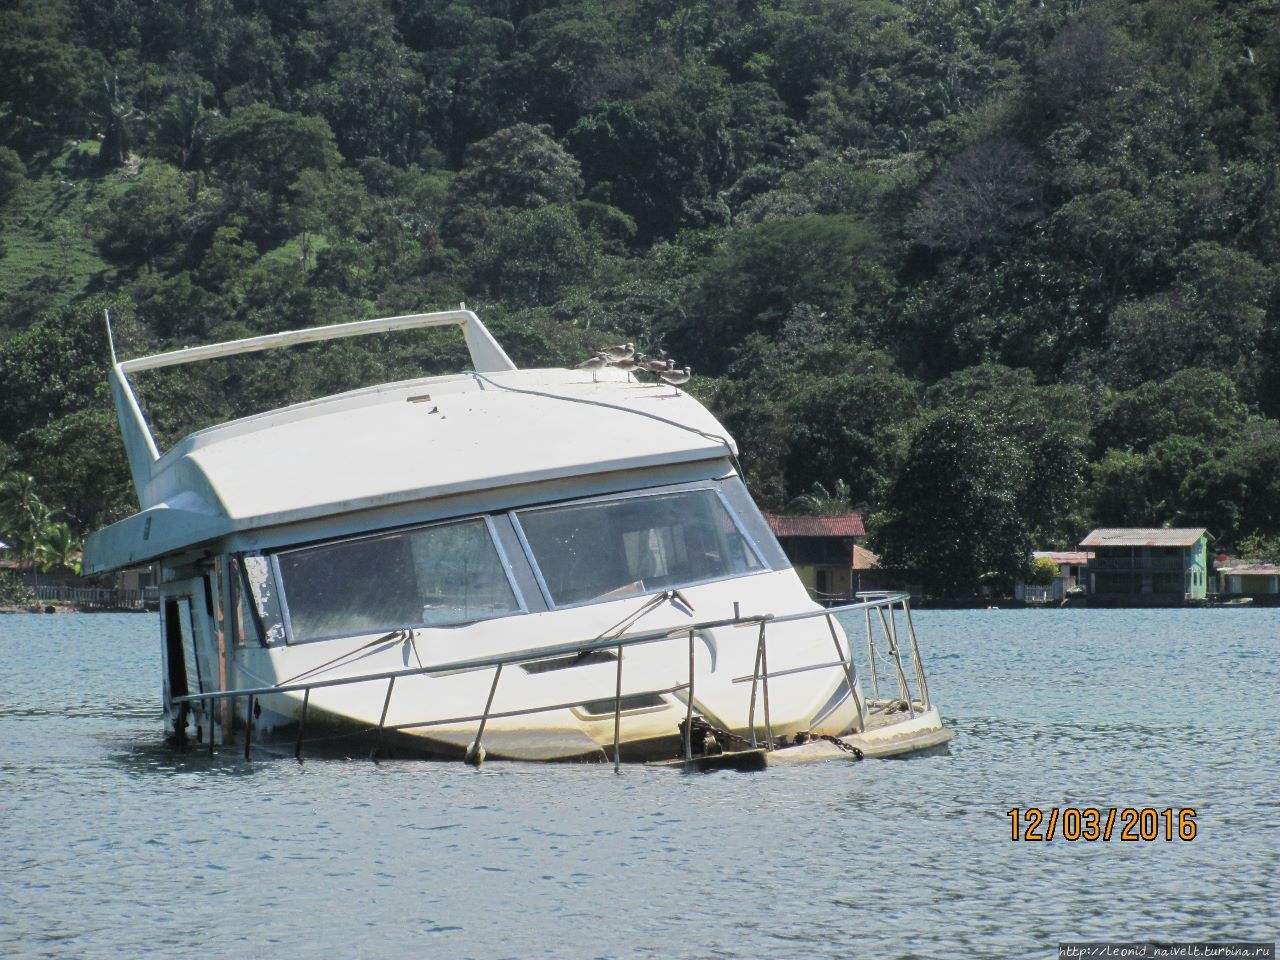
<box><xmin>1007</xmin><ymin>807</ymin><xmax>1198</xmax><ymax>842</ymax></box>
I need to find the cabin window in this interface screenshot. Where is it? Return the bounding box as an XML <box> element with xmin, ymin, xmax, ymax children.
<box><xmin>515</xmin><ymin>489</ymin><xmax>766</xmax><ymax>607</ymax></box>
<box><xmin>274</xmin><ymin>518</ymin><xmax>521</xmax><ymax>642</ymax></box>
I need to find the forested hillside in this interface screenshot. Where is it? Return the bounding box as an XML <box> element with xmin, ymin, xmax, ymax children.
<box><xmin>1</xmin><ymin>0</ymin><xmax>1278</xmax><ymax>594</ymax></box>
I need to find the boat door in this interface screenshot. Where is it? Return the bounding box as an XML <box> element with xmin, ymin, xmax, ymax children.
<box><xmin>159</xmin><ymin>578</ymin><xmax>216</xmax><ymax>742</ymax></box>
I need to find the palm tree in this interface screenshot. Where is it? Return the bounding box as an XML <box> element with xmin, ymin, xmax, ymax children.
<box><xmin>155</xmin><ymin>88</ymin><xmax>217</xmax><ymax>171</ymax></box>
<box><xmin>0</xmin><ymin>473</ymin><xmax>54</xmax><ymax>586</ymax></box>
<box><xmin>97</xmin><ymin>74</ymin><xmax>143</xmax><ymax>169</ymax></box>
<box><xmin>786</xmin><ymin>479</ymin><xmax>854</xmax><ymax>516</ymax></box>
<box><xmin>37</xmin><ymin>521</ymin><xmax>82</xmax><ymax>575</ymax></box>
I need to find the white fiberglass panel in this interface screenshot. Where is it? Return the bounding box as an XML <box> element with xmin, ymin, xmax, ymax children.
<box><xmin>516</xmin><ymin>489</ymin><xmax>765</xmax><ymax>607</ymax></box>
<box><xmin>276</xmin><ymin>519</ymin><xmax>520</xmax><ymax>641</ymax></box>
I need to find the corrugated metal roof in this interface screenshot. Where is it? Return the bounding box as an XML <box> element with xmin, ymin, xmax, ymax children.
<box><xmin>1216</xmin><ymin>565</ymin><xmax>1280</xmax><ymax>576</ymax></box>
<box><xmin>1034</xmin><ymin>551</ymin><xmax>1093</xmax><ymax>565</ymax></box>
<box><xmin>1079</xmin><ymin>528</ymin><xmax>1207</xmax><ymax>548</ymax></box>
<box><xmin>763</xmin><ymin>513</ymin><xmax>866</xmax><ymax>538</ymax></box>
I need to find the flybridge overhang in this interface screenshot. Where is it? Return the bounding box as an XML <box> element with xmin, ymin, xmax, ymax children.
<box><xmin>85</xmin><ymin>310</ymin><xmax>735</xmax><ymax>574</ymax></box>
<box><xmin>106</xmin><ymin>309</ymin><xmax>517</xmax><ymax>498</ymax></box>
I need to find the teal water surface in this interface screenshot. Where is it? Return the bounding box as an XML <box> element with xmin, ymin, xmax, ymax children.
<box><xmin>0</xmin><ymin>609</ymin><xmax>1275</xmax><ymax>959</ymax></box>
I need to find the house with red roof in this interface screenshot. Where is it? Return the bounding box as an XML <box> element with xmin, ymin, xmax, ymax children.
<box><xmin>762</xmin><ymin>513</ymin><xmax>879</xmax><ymax>602</ymax></box>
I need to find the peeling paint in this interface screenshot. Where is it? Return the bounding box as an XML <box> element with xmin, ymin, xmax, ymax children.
<box><xmin>243</xmin><ymin>555</ymin><xmax>286</xmax><ymax>644</ymax></box>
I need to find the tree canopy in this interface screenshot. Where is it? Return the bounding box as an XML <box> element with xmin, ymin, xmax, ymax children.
<box><xmin>2</xmin><ymin>0</ymin><xmax>1279</xmax><ymax>591</ymax></box>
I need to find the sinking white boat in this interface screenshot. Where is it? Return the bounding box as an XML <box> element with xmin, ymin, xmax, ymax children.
<box><xmin>84</xmin><ymin>309</ymin><xmax>952</xmax><ymax>766</ymax></box>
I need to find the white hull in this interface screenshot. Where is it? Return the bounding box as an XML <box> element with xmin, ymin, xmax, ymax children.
<box><xmin>187</xmin><ymin>571</ymin><xmax>894</xmax><ymax>763</ymax></box>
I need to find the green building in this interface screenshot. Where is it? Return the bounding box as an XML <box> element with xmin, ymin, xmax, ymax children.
<box><xmin>1080</xmin><ymin>528</ymin><xmax>1210</xmax><ymax>604</ymax></box>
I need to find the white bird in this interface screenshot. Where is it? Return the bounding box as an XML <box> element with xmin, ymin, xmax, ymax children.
<box><xmin>577</xmin><ymin>352</ymin><xmax>609</xmax><ymax>381</ymax></box>
<box><xmin>601</xmin><ymin>343</ymin><xmax>635</xmax><ymax>361</ymax></box>
<box><xmin>659</xmin><ymin>365</ymin><xmax>691</xmax><ymax>393</ymax></box>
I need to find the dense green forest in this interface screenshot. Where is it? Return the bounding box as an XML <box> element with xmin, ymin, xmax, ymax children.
<box><xmin>1</xmin><ymin>0</ymin><xmax>1278</xmax><ymax>595</ymax></box>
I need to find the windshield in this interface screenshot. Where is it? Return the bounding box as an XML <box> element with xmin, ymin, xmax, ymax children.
<box><xmin>275</xmin><ymin>518</ymin><xmax>520</xmax><ymax>641</ymax></box>
<box><xmin>516</xmin><ymin>489</ymin><xmax>765</xmax><ymax>606</ymax></box>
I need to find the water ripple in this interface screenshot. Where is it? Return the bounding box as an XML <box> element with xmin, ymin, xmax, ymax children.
<box><xmin>0</xmin><ymin>609</ymin><xmax>1276</xmax><ymax>958</ymax></box>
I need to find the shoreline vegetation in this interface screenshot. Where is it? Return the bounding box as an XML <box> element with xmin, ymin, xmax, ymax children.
<box><xmin>2</xmin><ymin>1</ymin><xmax>1279</xmax><ymax>597</ymax></box>
<box><xmin>1</xmin><ymin>603</ymin><xmax>121</xmax><ymax>614</ymax></box>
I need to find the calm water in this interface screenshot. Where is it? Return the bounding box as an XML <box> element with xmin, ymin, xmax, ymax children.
<box><xmin>0</xmin><ymin>609</ymin><xmax>1275</xmax><ymax>959</ymax></box>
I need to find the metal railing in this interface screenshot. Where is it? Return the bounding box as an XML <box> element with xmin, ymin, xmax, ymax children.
<box><xmin>1089</xmin><ymin>557</ymin><xmax>1184</xmax><ymax>572</ymax></box>
<box><xmin>1014</xmin><ymin>582</ymin><xmax>1063</xmax><ymax>603</ymax></box>
<box><xmin>172</xmin><ymin>591</ymin><xmax>932</xmax><ymax>768</ymax></box>
<box><xmin>31</xmin><ymin>584</ymin><xmax>159</xmax><ymax>609</ymax></box>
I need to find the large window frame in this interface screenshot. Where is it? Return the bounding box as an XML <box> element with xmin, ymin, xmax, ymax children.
<box><xmin>260</xmin><ymin>482</ymin><xmax>778</xmax><ymax>643</ymax></box>
<box><xmin>510</xmin><ymin>485</ymin><xmax>772</xmax><ymax>611</ymax></box>
<box><xmin>271</xmin><ymin>514</ymin><xmax>529</xmax><ymax>644</ymax></box>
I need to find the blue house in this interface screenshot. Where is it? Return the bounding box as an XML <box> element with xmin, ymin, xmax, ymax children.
<box><xmin>1079</xmin><ymin>528</ymin><xmax>1210</xmax><ymax>604</ymax></box>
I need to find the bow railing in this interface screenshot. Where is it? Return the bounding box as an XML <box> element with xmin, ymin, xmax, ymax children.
<box><xmin>171</xmin><ymin>591</ymin><xmax>932</xmax><ymax>768</ymax></box>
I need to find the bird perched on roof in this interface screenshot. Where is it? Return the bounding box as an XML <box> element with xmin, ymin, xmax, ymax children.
<box><xmin>659</xmin><ymin>365</ymin><xmax>692</xmax><ymax>393</ymax></box>
<box><xmin>576</xmin><ymin>352</ymin><xmax>609</xmax><ymax>381</ymax></box>
<box><xmin>600</xmin><ymin>343</ymin><xmax>634</xmax><ymax>361</ymax></box>
<box><xmin>610</xmin><ymin>356</ymin><xmax>640</xmax><ymax>381</ymax></box>
<box><xmin>643</xmin><ymin>358</ymin><xmax>673</xmax><ymax>375</ymax></box>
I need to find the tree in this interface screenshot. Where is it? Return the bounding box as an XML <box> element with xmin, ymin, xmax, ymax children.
<box><xmin>1105</xmin><ymin>243</ymin><xmax>1271</xmax><ymax>387</ymax></box>
<box><xmin>95</xmin><ymin>74</ymin><xmax>143</xmax><ymax>169</ymax></box>
<box><xmin>908</xmin><ymin>140</ymin><xmax>1040</xmax><ymax>254</ymax></box>
<box><xmin>1047</xmin><ymin>189</ymin><xmax>1179</xmax><ymax>309</ymax></box>
<box><xmin>16</xmin><ymin>408</ymin><xmax>134</xmax><ymax>531</ymax></box>
<box><xmin>0</xmin><ymin>301</ymin><xmax>116</xmax><ymax>446</ymax></box>
<box><xmin>1181</xmin><ymin>421</ymin><xmax>1280</xmax><ymax>542</ymax></box>
<box><xmin>37</xmin><ymin>521</ymin><xmax>81</xmax><ymax>575</ymax></box>
<box><xmin>786</xmin><ymin>480</ymin><xmax>853</xmax><ymax>516</ymax></box>
<box><xmin>206</xmin><ymin>103</ymin><xmax>342</xmax><ymax>236</ymax></box>
<box><xmin>1031</xmin><ymin>14</ymin><xmax>1138</xmax><ymax>123</ymax></box>
<box><xmin>683</xmin><ymin>215</ymin><xmax>890</xmax><ymax>372</ymax></box>
<box><xmin>443</xmin><ymin>123</ymin><xmax>584</xmax><ymax>246</ymax></box>
<box><xmin>874</xmin><ymin>411</ymin><xmax>1031</xmax><ymax>597</ymax></box>
<box><xmin>1030</xmin><ymin>557</ymin><xmax>1059</xmax><ymax>585</ymax></box>
<box><xmin>784</xmin><ymin>368</ymin><xmax>921</xmax><ymax>509</ymax></box>
<box><xmin>0</xmin><ymin>0</ymin><xmax>99</xmax><ymax>134</ymax></box>
<box><xmin>470</xmin><ymin>205</ymin><xmax>596</xmax><ymax>305</ymax></box>
<box><xmin>0</xmin><ymin>147</ymin><xmax>26</xmax><ymax>209</ymax></box>
<box><xmin>1092</xmin><ymin>369</ymin><xmax>1248</xmax><ymax>455</ymax></box>
<box><xmin>153</xmin><ymin>86</ymin><xmax>218</xmax><ymax>171</ymax></box>
<box><xmin>0</xmin><ymin>473</ymin><xmax>52</xmax><ymax>576</ymax></box>
<box><xmin>569</xmin><ymin>66</ymin><xmax>736</xmax><ymax>239</ymax></box>
<box><xmin>98</xmin><ymin>163</ymin><xmax>209</xmax><ymax>271</ymax></box>
<box><xmin>512</xmin><ymin>5</ymin><xmax>624</xmax><ymax>128</ymax></box>
<box><xmin>306</xmin><ymin>43</ymin><xmax>427</xmax><ymax>165</ymax></box>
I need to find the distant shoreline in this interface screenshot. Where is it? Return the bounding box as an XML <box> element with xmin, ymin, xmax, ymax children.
<box><xmin>0</xmin><ymin>604</ymin><xmax>154</xmax><ymax>614</ymax></box>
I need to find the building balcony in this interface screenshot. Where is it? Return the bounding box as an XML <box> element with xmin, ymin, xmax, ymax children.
<box><xmin>1088</xmin><ymin>557</ymin><xmax>1185</xmax><ymax>572</ymax></box>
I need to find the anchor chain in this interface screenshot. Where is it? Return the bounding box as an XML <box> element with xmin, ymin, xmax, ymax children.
<box><xmin>812</xmin><ymin>734</ymin><xmax>865</xmax><ymax>760</ymax></box>
<box><xmin>678</xmin><ymin>717</ymin><xmax>864</xmax><ymax>761</ymax></box>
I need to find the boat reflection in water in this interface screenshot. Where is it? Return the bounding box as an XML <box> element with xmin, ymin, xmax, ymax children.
<box><xmin>84</xmin><ymin>309</ymin><xmax>952</xmax><ymax>768</ymax></box>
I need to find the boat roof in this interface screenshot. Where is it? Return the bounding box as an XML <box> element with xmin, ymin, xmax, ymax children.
<box><xmin>84</xmin><ymin>311</ymin><xmax>735</xmax><ymax>573</ymax></box>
